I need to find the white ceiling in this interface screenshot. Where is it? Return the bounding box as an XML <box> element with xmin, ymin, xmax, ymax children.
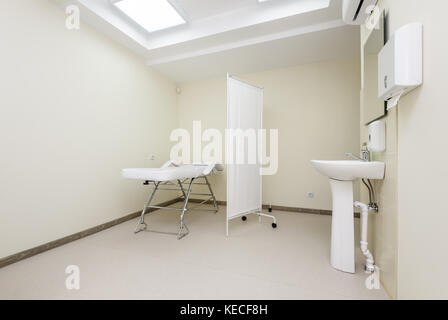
<box><xmin>152</xmin><ymin>25</ymin><xmax>360</xmax><ymax>83</ymax></box>
<box><xmin>58</xmin><ymin>0</ymin><xmax>360</xmax><ymax>83</ymax></box>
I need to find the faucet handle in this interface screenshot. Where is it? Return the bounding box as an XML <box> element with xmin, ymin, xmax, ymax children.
<box><xmin>361</xmin><ymin>150</ymin><xmax>370</xmax><ymax>162</ymax></box>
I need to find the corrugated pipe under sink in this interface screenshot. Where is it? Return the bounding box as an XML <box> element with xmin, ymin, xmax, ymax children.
<box><xmin>354</xmin><ymin>201</ymin><xmax>376</xmax><ymax>273</ymax></box>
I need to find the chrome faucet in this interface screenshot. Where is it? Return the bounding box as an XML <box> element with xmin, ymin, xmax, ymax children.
<box><xmin>345</xmin><ymin>153</ymin><xmax>364</xmax><ymax>161</ymax></box>
<box><xmin>345</xmin><ymin>143</ymin><xmax>370</xmax><ymax>162</ymax></box>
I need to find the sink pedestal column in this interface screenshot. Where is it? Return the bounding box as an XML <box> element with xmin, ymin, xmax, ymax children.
<box><xmin>329</xmin><ymin>179</ymin><xmax>355</xmax><ymax>273</ymax></box>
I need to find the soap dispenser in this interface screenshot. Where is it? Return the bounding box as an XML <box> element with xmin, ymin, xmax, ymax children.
<box><xmin>368</xmin><ymin>120</ymin><xmax>386</xmax><ymax>152</ymax></box>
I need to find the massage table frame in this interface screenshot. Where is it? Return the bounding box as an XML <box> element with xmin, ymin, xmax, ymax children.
<box><xmin>134</xmin><ymin>175</ymin><xmax>219</xmax><ymax>239</ymax></box>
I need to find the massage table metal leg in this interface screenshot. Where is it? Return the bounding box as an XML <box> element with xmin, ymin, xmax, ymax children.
<box><xmin>204</xmin><ymin>176</ymin><xmax>219</xmax><ymax>213</ymax></box>
<box><xmin>178</xmin><ymin>178</ymin><xmax>195</xmax><ymax>240</ymax></box>
<box><xmin>177</xmin><ymin>179</ymin><xmax>187</xmax><ymax>199</ymax></box>
<box><xmin>134</xmin><ymin>181</ymin><xmax>160</xmax><ymax>234</ymax></box>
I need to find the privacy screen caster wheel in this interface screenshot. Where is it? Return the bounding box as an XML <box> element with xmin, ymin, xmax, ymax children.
<box><xmin>272</xmin><ymin>223</ymin><xmax>277</xmax><ymax>229</ymax></box>
<box><xmin>242</xmin><ymin>216</ymin><xmax>247</xmax><ymax>221</ymax></box>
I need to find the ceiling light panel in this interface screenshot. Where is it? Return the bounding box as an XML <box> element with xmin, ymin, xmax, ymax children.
<box><xmin>114</xmin><ymin>0</ymin><xmax>186</xmax><ymax>33</ymax></box>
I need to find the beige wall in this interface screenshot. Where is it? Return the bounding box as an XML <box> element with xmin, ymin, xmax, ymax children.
<box><xmin>388</xmin><ymin>0</ymin><xmax>448</xmax><ymax>300</ymax></box>
<box><xmin>177</xmin><ymin>59</ymin><xmax>361</xmax><ymax>210</ymax></box>
<box><xmin>360</xmin><ymin>0</ymin><xmax>399</xmax><ymax>299</ymax></box>
<box><xmin>0</xmin><ymin>0</ymin><xmax>178</xmax><ymax>258</ymax></box>
<box><xmin>361</xmin><ymin>0</ymin><xmax>448</xmax><ymax>299</ymax></box>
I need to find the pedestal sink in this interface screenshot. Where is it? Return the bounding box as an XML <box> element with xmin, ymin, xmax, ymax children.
<box><xmin>311</xmin><ymin>160</ymin><xmax>385</xmax><ymax>273</ymax></box>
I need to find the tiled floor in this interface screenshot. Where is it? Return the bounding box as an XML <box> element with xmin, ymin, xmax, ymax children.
<box><xmin>0</xmin><ymin>205</ymin><xmax>389</xmax><ymax>300</ymax></box>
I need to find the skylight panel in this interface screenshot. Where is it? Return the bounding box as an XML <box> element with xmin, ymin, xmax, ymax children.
<box><xmin>114</xmin><ymin>0</ymin><xmax>186</xmax><ymax>33</ymax></box>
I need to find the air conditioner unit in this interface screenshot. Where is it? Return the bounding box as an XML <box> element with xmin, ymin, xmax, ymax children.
<box><xmin>342</xmin><ymin>0</ymin><xmax>378</xmax><ymax>25</ymax></box>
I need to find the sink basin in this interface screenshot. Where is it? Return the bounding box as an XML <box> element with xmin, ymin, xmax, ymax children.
<box><xmin>312</xmin><ymin>160</ymin><xmax>385</xmax><ymax>181</ymax></box>
<box><xmin>311</xmin><ymin>160</ymin><xmax>385</xmax><ymax>273</ymax></box>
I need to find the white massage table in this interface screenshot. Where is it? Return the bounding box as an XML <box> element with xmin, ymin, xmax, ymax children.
<box><xmin>122</xmin><ymin>161</ymin><xmax>223</xmax><ymax>239</ymax></box>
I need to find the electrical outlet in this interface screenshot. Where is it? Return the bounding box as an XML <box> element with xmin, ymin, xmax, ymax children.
<box><xmin>149</xmin><ymin>154</ymin><xmax>155</xmax><ymax>161</ymax></box>
<box><xmin>307</xmin><ymin>192</ymin><xmax>314</xmax><ymax>199</ymax></box>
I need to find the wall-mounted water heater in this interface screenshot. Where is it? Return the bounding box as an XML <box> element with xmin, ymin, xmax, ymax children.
<box><xmin>378</xmin><ymin>23</ymin><xmax>423</xmax><ymax>108</ymax></box>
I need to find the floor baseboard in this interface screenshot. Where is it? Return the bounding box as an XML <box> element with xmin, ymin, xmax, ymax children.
<box><xmin>262</xmin><ymin>203</ymin><xmax>333</xmax><ymax>216</ymax></box>
<box><xmin>0</xmin><ymin>197</ymin><xmax>182</xmax><ymax>269</ymax></box>
<box><xmin>188</xmin><ymin>198</ymin><xmax>347</xmax><ymax>217</ymax></box>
